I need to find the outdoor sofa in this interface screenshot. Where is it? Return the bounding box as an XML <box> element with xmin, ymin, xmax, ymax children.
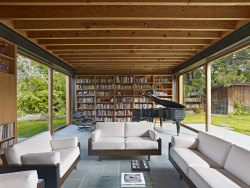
<box><xmin>1</xmin><ymin>131</ymin><xmax>80</xmax><ymax>188</ymax></box>
<box><xmin>169</xmin><ymin>131</ymin><xmax>250</xmax><ymax>188</ymax></box>
<box><xmin>89</xmin><ymin>122</ymin><xmax>161</xmax><ymax>160</ymax></box>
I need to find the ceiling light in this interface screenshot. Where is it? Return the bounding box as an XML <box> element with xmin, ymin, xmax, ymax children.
<box><xmin>93</xmin><ymin>23</ymin><xmax>97</xmax><ymax>28</ymax></box>
<box><xmin>144</xmin><ymin>22</ymin><xmax>148</xmax><ymax>28</ymax></box>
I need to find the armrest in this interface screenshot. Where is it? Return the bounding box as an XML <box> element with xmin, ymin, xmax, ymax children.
<box><xmin>0</xmin><ymin>170</ymin><xmax>38</xmax><ymax>188</ymax></box>
<box><xmin>171</xmin><ymin>136</ymin><xmax>198</xmax><ymax>149</ymax></box>
<box><xmin>149</xmin><ymin>130</ymin><xmax>160</xmax><ymax>141</ymax></box>
<box><xmin>91</xmin><ymin>129</ymin><xmax>101</xmax><ymax>142</ymax></box>
<box><xmin>21</xmin><ymin>152</ymin><xmax>60</xmax><ymax>165</ymax></box>
<box><xmin>50</xmin><ymin>137</ymin><xmax>78</xmax><ymax>150</ymax></box>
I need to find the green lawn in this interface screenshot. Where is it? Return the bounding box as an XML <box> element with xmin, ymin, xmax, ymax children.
<box><xmin>183</xmin><ymin>114</ymin><xmax>250</xmax><ymax>136</ymax></box>
<box><xmin>18</xmin><ymin>119</ymin><xmax>66</xmax><ymax>138</ymax></box>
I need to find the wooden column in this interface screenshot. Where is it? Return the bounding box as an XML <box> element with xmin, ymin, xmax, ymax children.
<box><xmin>206</xmin><ymin>62</ymin><xmax>211</xmax><ymax>132</ymax></box>
<box><xmin>66</xmin><ymin>76</ymin><xmax>72</xmax><ymax>125</ymax></box>
<box><xmin>178</xmin><ymin>75</ymin><xmax>184</xmax><ymax>105</ymax></box>
<box><xmin>48</xmin><ymin>67</ymin><xmax>53</xmax><ymax>134</ymax></box>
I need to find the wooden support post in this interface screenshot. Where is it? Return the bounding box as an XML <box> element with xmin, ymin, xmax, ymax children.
<box><xmin>206</xmin><ymin>63</ymin><xmax>211</xmax><ymax>132</ymax></box>
<box><xmin>178</xmin><ymin>75</ymin><xmax>183</xmax><ymax>105</ymax></box>
<box><xmin>66</xmin><ymin>76</ymin><xmax>72</xmax><ymax>125</ymax></box>
<box><xmin>48</xmin><ymin>68</ymin><xmax>53</xmax><ymax>134</ymax></box>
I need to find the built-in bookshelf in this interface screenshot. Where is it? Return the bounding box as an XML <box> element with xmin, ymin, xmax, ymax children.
<box><xmin>0</xmin><ymin>37</ymin><xmax>17</xmax><ymax>158</ymax></box>
<box><xmin>185</xmin><ymin>91</ymin><xmax>204</xmax><ymax>115</ymax></box>
<box><xmin>75</xmin><ymin>75</ymin><xmax>173</xmax><ymax>122</ymax></box>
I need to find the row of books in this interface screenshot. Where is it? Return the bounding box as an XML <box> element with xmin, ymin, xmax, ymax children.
<box><xmin>96</xmin><ymin>110</ymin><xmax>114</xmax><ymax>115</ymax></box>
<box><xmin>84</xmin><ymin>110</ymin><xmax>95</xmax><ymax>115</ymax></box>
<box><xmin>116</xmin><ymin>85</ymin><xmax>133</xmax><ymax>89</ymax></box>
<box><xmin>77</xmin><ymin>91</ymin><xmax>95</xmax><ymax>96</ymax></box>
<box><xmin>155</xmin><ymin>84</ymin><xmax>170</xmax><ymax>89</ymax></box>
<box><xmin>96</xmin><ymin>78</ymin><xmax>114</xmax><ymax>83</ymax></box>
<box><xmin>115</xmin><ymin>76</ymin><xmax>134</xmax><ymax>83</ymax></box>
<box><xmin>0</xmin><ymin>138</ymin><xmax>15</xmax><ymax>154</ymax></box>
<box><xmin>77</xmin><ymin>104</ymin><xmax>95</xmax><ymax>109</ymax></box>
<box><xmin>96</xmin><ymin>91</ymin><xmax>114</xmax><ymax>96</ymax></box>
<box><xmin>134</xmin><ymin>98</ymin><xmax>149</xmax><ymax>103</ymax></box>
<box><xmin>154</xmin><ymin>77</ymin><xmax>172</xmax><ymax>82</ymax></box>
<box><xmin>96</xmin><ymin>104</ymin><xmax>114</xmax><ymax>109</ymax></box>
<box><xmin>96</xmin><ymin>117</ymin><xmax>114</xmax><ymax>122</ymax></box>
<box><xmin>116</xmin><ymin>97</ymin><xmax>134</xmax><ymax>103</ymax></box>
<box><xmin>154</xmin><ymin>91</ymin><xmax>169</xmax><ymax>96</ymax></box>
<box><xmin>115</xmin><ymin>103</ymin><xmax>134</xmax><ymax>109</ymax></box>
<box><xmin>135</xmin><ymin>77</ymin><xmax>150</xmax><ymax>83</ymax></box>
<box><xmin>0</xmin><ymin>122</ymin><xmax>15</xmax><ymax>140</ymax></box>
<box><xmin>135</xmin><ymin>104</ymin><xmax>153</xmax><ymax>109</ymax></box>
<box><xmin>96</xmin><ymin>98</ymin><xmax>113</xmax><ymax>103</ymax></box>
<box><xmin>116</xmin><ymin>110</ymin><xmax>133</xmax><ymax>116</ymax></box>
<box><xmin>77</xmin><ymin>78</ymin><xmax>95</xmax><ymax>83</ymax></box>
<box><xmin>77</xmin><ymin>85</ymin><xmax>95</xmax><ymax>90</ymax></box>
<box><xmin>96</xmin><ymin>84</ymin><xmax>114</xmax><ymax>89</ymax></box>
<box><xmin>186</xmin><ymin>104</ymin><xmax>202</xmax><ymax>108</ymax></box>
<box><xmin>116</xmin><ymin>117</ymin><xmax>132</xmax><ymax>122</ymax></box>
<box><xmin>134</xmin><ymin>84</ymin><xmax>153</xmax><ymax>89</ymax></box>
<box><xmin>78</xmin><ymin>97</ymin><xmax>95</xmax><ymax>103</ymax></box>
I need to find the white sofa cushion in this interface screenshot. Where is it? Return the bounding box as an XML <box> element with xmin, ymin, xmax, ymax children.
<box><xmin>92</xmin><ymin>137</ymin><xmax>125</xmax><ymax>150</ymax></box>
<box><xmin>125</xmin><ymin>122</ymin><xmax>154</xmax><ymax>137</ymax></box>
<box><xmin>149</xmin><ymin>130</ymin><xmax>160</xmax><ymax>141</ymax></box>
<box><xmin>0</xmin><ymin>170</ymin><xmax>38</xmax><ymax>188</ymax></box>
<box><xmin>96</xmin><ymin>122</ymin><xmax>125</xmax><ymax>137</ymax></box>
<box><xmin>21</xmin><ymin>152</ymin><xmax>60</xmax><ymax>165</ymax></box>
<box><xmin>4</xmin><ymin>131</ymin><xmax>52</xmax><ymax>164</ymax></box>
<box><xmin>51</xmin><ymin>137</ymin><xmax>78</xmax><ymax>150</ymax></box>
<box><xmin>197</xmin><ymin>131</ymin><xmax>232</xmax><ymax>167</ymax></box>
<box><xmin>56</xmin><ymin>147</ymin><xmax>80</xmax><ymax>177</ymax></box>
<box><xmin>224</xmin><ymin>144</ymin><xmax>250</xmax><ymax>186</ymax></box>
<box><xmin>91</xmin><ymin>129</ymin><xmax>101</xmax><ymax>142</ymax></box>
<box><xmin>170</xmin><ymin>147</ymin><xmax>221</xmax><ymax>175</ymax></box>
<box><xmin>188</xmin><ymin>167</ymin><xmax>241</xmax><ymax>188</ymax></box>
<box><xmin>125</xmin><ymin>137</ymin><xmax>158</xmax><ymax>150</ymax></box>
<box><xmin>171</xmin><ymin>136</ymin><xmax>198</xmax><ymax>149</ymax></box>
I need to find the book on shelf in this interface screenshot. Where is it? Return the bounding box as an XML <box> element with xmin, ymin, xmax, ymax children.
<box><xmin>0</xmin><ymin>122</ymin><xmax>15</xmax><ymax>140</ymax></box>
<box><xmin>115</xmin><ymin>76</ymin><xmax>134</xmax><ymax>83</ymax></box>
<box><xmin>77</xmin><ymin>78</ymin><xmax>95</xmax><ymax>83</ymax></box>
<box><xmin>121</xmin><ymin>173</ymin><xmax>145</xmax><ymax>187</ymax></box>
<box><xmin>135</xmin><ymin>76</ymin><xmax>149</xmax><ymax>83</ymax></box>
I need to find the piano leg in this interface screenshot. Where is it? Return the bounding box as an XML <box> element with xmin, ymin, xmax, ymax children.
<box><xmin>176</xmin><ymin>122</ymin><xmax>180</xmax><ymax>136</ymax></box>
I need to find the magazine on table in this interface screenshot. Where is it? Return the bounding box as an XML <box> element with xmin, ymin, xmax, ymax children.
<box><xmin>121</xmin><ymin>173</ymin><xmax>145</xmax><ymax>187</ymax></box>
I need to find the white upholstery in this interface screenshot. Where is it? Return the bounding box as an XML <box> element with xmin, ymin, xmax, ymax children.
<box><xmin>4</xmin><ymin>131</ymin><xmax>52</xmax><ymax>164</ymax></box>
<box><xmin>224</xmin><ymin>145</ymin><xmax>250</xmax><ymax>186</ymax></box>
<box><xmin>21</xmin><ymin>152</ymin><xmax>60</xmax><ymax>165</ymax></box>
<box><xmin>149</xmin><ymin>130</ymin><xmax>160</xmax><ymax>141</ymax></box>
<box><xmin>56</xmin><ymin>147</ymin><xmax>80</xmax><ymax>177</ymax></box>
<box><xmin>51</xmin><ymin>137</ymin><xmax>78</xmax><ymax>150</ymax></box>
<box><xmin>125</xmin><ymin>122</ymin><xmax>153</xmax><ymax>137</ymax></box>
<box><xmin>0</xmin><ymin>170</ymin><xmax>38</xmax><ymax>188</ymax></box>
<box><xmin>188</xmin><ymin>167</ymin><xmax>241</xmax><ymax>188</ymax></box>
<box><xmin>125</xmin><ymin>137</ymin><xmax>158</xmax><ymax>150</ymax></box>
<box><xmin>171</xmin><ymin>136</ymin><xmax>198</xmax><ymax>149</ymax></box>
<box><xmin>197</xmin><ymin>131</ymin><xmax>232</xmax><ymax>167</ymax></box>
<box><xmin>92</xmin><ymin>137</ymin><xmax>125</xmax><ymax>150</ymax></box>
<box><xmin>91</xmin><ymin>129</ymin><xmax>101</xmax><ymax>142</ymax></box>
<box><xmin>96</xmin><ymin>122</ymin><xmax>125</xmax><ymax>137</ymax></box>
<box><xmin>170</xmin><ymin>147</ymin><xmax>221</xmax><ymax>175</ymax></box>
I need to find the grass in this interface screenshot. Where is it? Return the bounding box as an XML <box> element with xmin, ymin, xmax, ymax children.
<box><xmin>17</xmin><ymin>119</ymin><xmax>66</xmax><ymax>138</ymax></box>
<box><xmin>183</xmin><ymin>114</ymin><xmax>250</xmax><ymax>136</ymax></box>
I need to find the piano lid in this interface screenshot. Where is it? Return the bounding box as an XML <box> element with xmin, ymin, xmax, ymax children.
<box><xmin>144</xmin><ymin>94</ymin><xmax>185</xmax><ymax>109</ymax></box>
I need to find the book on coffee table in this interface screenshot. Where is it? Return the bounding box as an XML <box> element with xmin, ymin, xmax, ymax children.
<box><xmin>131</xmin><ymin>160</ymin><xmax>150</xmax><ymax>171</ymax></box>
<box><xmin>121</xmin><ymin>173</ymin><xmax>145</xmax><ymax>187</ymax></box>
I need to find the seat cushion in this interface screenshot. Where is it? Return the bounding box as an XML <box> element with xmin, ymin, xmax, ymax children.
<box><xmin>4</xmin><ymin>131</ymin><xmax>52</xmax><ymax>164</ymax></box>
<box><xmin>125</xmin><ymin>137</ymin><xmax>158</xmax><ymax>150</ymax></box>
<box><xmin>56</xmin><ymin>147</ymin><xmax>80</xmax><ymax>177</ymax></box>
<box><xmin>0</xmin><ymin>170</ymin><xmax>38</xmax><ymax>188</ymax></box>
<box><xmin>125</xmin><ymin>122</ymin><xmax>153</xmax><ymax>137</ymax></box>
<box><xmin>170</xmin><ymin>148</ymin><xmax>221</xmax><ymax>175</ymax></box>
<box><xmin>92</xmin><ymin>137</ymin><xmax>125</xmax><ymax>150</ymax></box>
<box><xmin>224</xmin><ymin>144</ymin><xmax>250</xmax><ymax>186</ymax></box>
<box><xmin>96</xmin><ymin>122</ymin><xmax>125</xmax><ymax>137</ymax></box>
<box><xmin>197</xmin><ymin>131</ymin><xmax>232</xmax><ymax>167</ymax></box>
<box><xmin>188</xmin><ymin>167</ymin><xmax>243</xmax><ymax>188</ymax></box>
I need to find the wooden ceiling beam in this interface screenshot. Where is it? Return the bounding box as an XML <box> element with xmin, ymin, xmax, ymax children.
<box><xmin>59</xmin><ymin>55</ymin><xmax>191</xmax><ymax>58</ymax></box>
<box><xmin>67</xmin><ymin>59</ymin><xmax>184</xmax><ymax>62</ymax></box>
<box><xmin>1</xmin><ymin>6</ymin><xmax>249</xmax><ymax>20</ymax></box>
<box><xmin>38</xmin><ymin>39</ymin><xmax>211</xmax><ymax>45</ymax></box>
<box><xmin>13</xmin><ymin>20</ymin><xmax>237</xmax><ymax>31</ymax></box>
<box><xmin>53</xmin><ymin>50</ymin><xmax>195</xmax><ymax>55</ymax></box>
<box><xmin>27</xmin><ymin>30</ymin><xmax>221</xmax><ymax>39</ymax></box>
<box><xmin>47</xmin><ymin>45</ymin><xmax>202</xmax><ymax>50</ymax></box>
<box><xmin>2</xmin><ymin>0</ymin><xmax>250</xmax><ymax>6</ymax></box>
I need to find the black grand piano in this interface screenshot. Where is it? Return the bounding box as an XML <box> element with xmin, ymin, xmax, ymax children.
<box><xmin>134</xmin><ymin>94</ymin><xmax>185</xmax><ymax>136</ymax></box>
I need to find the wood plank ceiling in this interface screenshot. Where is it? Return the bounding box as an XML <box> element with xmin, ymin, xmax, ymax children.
<box><xmin>0</xmin><ymin>1</ymin><xmax>249</xmax><ymax>74</ymax></box>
